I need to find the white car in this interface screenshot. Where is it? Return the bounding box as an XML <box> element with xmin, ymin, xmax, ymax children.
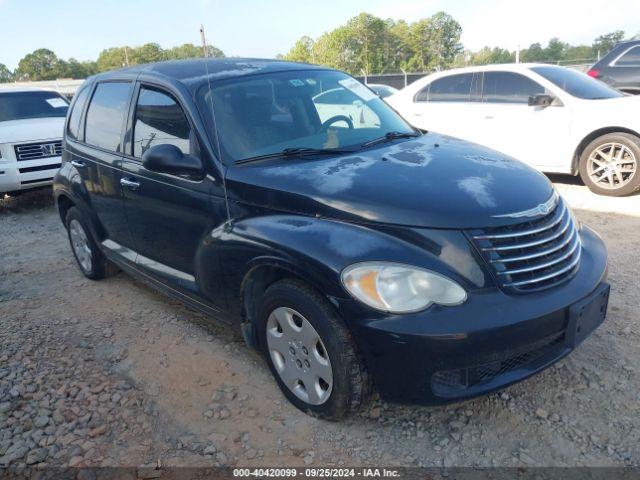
<box><xmin>0</xmin><ymin>88</ymin><xmax>69</xmax><ymax>195</ymax></box>
<box><xmin>313</xmin><ymin>87</ymin><xmax>381</xmax><ymax>129</ymax></box>
<box><xmin>388</xmin><ymin>63</ymin><xmax>640</xmax><ymax>196</ymax></box>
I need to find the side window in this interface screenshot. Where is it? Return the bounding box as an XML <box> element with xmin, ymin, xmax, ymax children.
<box><xmin>85</xmin><ymin>82</ymin><xmax>132</xmax><ymax>152</ymax></box>
<box><xmin>415</xmin><ymin>84</ymin><xmax>430</xmax><ymax>102</ymax></box>
<box><xmin>482</xmin><ymin>72</ymin><xmax>545</xmax><ymax>104</ymax></box>
<box><xmin>427</xmin><ymin>73</ymin><xmax>474</xmax><ymax>102</ymax></box>
<box><xmin>133</xmin><ymin>87</ymin><xmax>191</xmax><ymax>158</ymax></box>
<box><xmin>616</xmin><ymin>46</ymin><xmax>640</xmax><ymax>66</ymax></box>
<box><xmin>67</xmin><ymin>87</ymin><xmax>90</xmax><ymax>140</ymax></box>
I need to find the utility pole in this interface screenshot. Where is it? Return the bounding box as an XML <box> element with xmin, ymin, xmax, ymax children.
<box><xmin>200</xmin><ymin>25</ymin><xmax>209</xmax><ymax>58</ymax></box>
<box><xmin>124</xmin><ymin>46</ymin><xmax>130</xmax><ymax>66</ymax></box>
<box><xmin>515</xmin><ymin>44</ymin><xmax>520</xmax><ymax>64</ymax></box>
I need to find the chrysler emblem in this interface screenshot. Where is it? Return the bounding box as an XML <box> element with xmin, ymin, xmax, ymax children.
<box><xmin>493</xmin><ymin>191</ymin><xmax>558</xmax><ymax>219</ymax></box>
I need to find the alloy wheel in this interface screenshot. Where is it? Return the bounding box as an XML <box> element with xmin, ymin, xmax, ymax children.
<box><xmin>69</xmin><ymin>219</ymin><xmax>93</xmax><ymax>273</ymax></box>
<box><xmin>587</xmin><ymin>142</ymin><xmax>637</xmax><ymax>190</ymax></box>
<box><xmin>266</xmin><ymin>307</ymin><xmax>333</xmax><ymax>405</ymax></box>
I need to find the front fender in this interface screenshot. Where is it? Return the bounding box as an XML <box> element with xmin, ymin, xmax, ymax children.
<box><xmin>206</xmin><ymin>214</ymin><xmax>492</xmax><ymax>321</ymax></box>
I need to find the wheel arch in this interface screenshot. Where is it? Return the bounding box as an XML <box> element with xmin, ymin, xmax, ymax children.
<box><xmin>239</xmin><ymin>259</ymin><xmax>334</xmax><ymax>349</ymax></box>
<box><xmin>55</xmin><ymin>193</ymin><xmax>75</xmax><ymax>224</ymax></box>
<box><xmin>572</xmin><ymin>126</ymin><xmax>640</xmax><ymax>174</ymax></box>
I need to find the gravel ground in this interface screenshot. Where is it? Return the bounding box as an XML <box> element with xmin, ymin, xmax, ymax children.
<box><xmin>1</xmin><ymin>179</ymin><xmax>639</xmax><ymax>477</ymax></box>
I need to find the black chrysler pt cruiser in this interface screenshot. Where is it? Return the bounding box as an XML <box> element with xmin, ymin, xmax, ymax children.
<box><xmin>54</xmin><ymin>59</ymin><xmax>609</xmax><ymax>420</ymax></box>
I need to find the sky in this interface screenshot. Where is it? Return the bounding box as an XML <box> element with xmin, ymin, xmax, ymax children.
<box><xmin>2</xmin><ymin>0</ymin><xmax>639</xmax><ymax>70</ymax></box>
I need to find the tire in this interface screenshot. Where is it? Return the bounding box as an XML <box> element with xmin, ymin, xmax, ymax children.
<box><xmin>579</xmin><ymin>132</ymin><xmax>640</xmax><ymax>196</ymax></box>
<box><xmin>65</xmin><ymin>207</ymin><xmax>119</xmax><ymax>280</ymax></box>
<box><xmin>257</xmin><ymin>279</ymin><xmax>371</xmax><ymax>420</ymax></box>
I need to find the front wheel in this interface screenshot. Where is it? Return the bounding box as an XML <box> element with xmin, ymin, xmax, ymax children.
<box><xmin>579</xmin><ymin>133</ymin><xmax>640</xmax><ymax>196</ymax></box>
<box><xmin>257</xmin><ymin>279</ymin><xmax>371</xmax><ymax>420</ymax></box>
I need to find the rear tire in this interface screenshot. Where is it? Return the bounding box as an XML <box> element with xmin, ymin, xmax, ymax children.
<box><xmin>257</xmin><ymin>279</ymin><xmax>371</xmax><ymax>420</ymax></box>
<box><xmin>65</xmin><ymin>207</ymin><xmax>119</xmax><ymax>280</ymax></box>
<box><xmin>579</xmin><ymin>133</ymin><xmax>640</xmax><ymax>196</ymax></box>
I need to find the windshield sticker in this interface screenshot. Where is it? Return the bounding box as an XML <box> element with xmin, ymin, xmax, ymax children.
<box><xmin>338</xmin><ymin>78</ymin><xmax>377</xmax><ymax>102</ymax></box>
<box><xmin>46</xmin><ymin>97</ymin><xmax>68</xmax><ymax>108</ymax></box>
<box><xmin>289</xmin><ymin>79</ymin><xmax>305</xmax><ymax>87</ymax></box>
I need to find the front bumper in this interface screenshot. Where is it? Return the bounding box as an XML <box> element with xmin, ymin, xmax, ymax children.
<box><xmin>0</xmin><ymin>156</ymin><xmax>61</xmax><ymax>193</ymax></box>
<box><xmin>343</xmin><ymin>225</ymin><xmax>608</xmax><ymax>404</ymax></box>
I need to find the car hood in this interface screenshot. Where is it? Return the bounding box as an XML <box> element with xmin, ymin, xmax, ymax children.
<box><xmin>225</xmin><ymin>133</ymin><xmax>555</xmax><ymax>229</ymax></box>
<box><xmin>0</xmin><ymin>117</ymin><xmax>65</xmax><ymax>144</ymax></box>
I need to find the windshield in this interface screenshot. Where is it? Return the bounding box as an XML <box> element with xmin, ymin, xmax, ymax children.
<box><xmin>0</xmin><ymin>91</ymin><xmax>69</xmax><ymax>122</ymax></box>
<box><xmin>197</xmin><ymin>70</ymin><xmax>415</xmax><ymax>163</ymax></box>
<box><xmin>531</xmin><ymin>66</ymin><xmax>624</xmax><ymax>100</ymax></box>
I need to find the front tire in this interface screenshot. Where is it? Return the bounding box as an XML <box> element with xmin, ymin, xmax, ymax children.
<box><xmin>579</xmin><ymin>133</ymin><xmax>640</xmax><ymax>196</ymax></box>
<box><xmin>257</xmin><ymin>279</ymin><xmax>371</xmax><ymax>420</ymax></box>
<box><xmin>66</xmin><ymin>207</ymin><xmax>119</xmax><ymax>280</ymax></box>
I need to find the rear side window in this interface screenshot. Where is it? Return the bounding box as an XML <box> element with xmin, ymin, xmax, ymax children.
<box><xmin>133</xmin><ymin>87</ymin><xmax>191</xmax><ymax>158</ymax></box>
<box><xmin>85</xmin><ymin>82</ymin><xmax>131</xmax><ymax>152</ymax></box>
<box><xmin>67</xmin><ymin>87</ymin><xmax>90</xmax><ymax>140</ymax></box>
<box><xmin>615</xmin><ymin>45</ymin><xmax>640</xmax><ymax>66</ymax></box>
<box><xmin>417</xmin><ymin>73</ymin><xmax>480</xmax><ymax>102</ymax></box>
<box><xmin>482</xmin><ymin>72</ymin><xmax>544</xmax><ymax>103</ymax></box>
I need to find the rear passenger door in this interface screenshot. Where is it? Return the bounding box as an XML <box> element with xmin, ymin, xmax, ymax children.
<box><xmin>607</xmin><ymin>45</ymin><xmax>640</xmax><ymax>92</ymax></box>
<box><xmin>120</xmin><ymin>83</ymin><xmax>227</xmax><ymax>299</ymax></box>
<box><xmin>69</xmin><ymin>80</ymin><xmax>137</xmax><ymax>260</ymax></box>
<box><xmin>409</xmin><ymin>72</ymin><xmax>485</xmax><ymax>144</ymax></box>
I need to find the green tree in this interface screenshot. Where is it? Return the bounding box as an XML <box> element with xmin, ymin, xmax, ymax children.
<box><xmin>15</xmin><ymin>49</ymin><xmax>63</xmax><ymax>81</ymax></box>
<box><xmin>544</xmin><ymin>37</ymin><xmax>568</xmax><ymax>62</ymax></box>
<box><xmin>96</xmin><ymin>47</ymin><xmax>130</xmax><ymax>72</ymax></box>
<box><xmin>593</xmin><ymin>30</ymin><xmax>626</xmax><ymax>55</ymax></box>
<box><xmin>132</xmin><ymin>43</ymin><xmax>164</xmax><ymax>64</ymax></box>
<box><xmin>521</xmin><ymin>43</ymin><xmax>546</xmax><ymax>62</ymax></box>
<box><xmin>406</xmin><ymin>12</ymin><xmax>462</xmax><ymax>71</ymax></box>
<box><xmin>0</xmin><ymin>63</ymin><xmax>13</xmax><ymax>83</ymax></box>
<box><xmin>468</xmin><ymin>46</ymin><xmax>514</xmax><ymax>65</ymax></box>
<box><xmin>284</xmin><ymin>36</ymin><xmax>315</xmax><ymax>63</ymax></box>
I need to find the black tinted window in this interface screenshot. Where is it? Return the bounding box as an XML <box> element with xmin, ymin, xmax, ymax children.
<box><xmin>133</xmin><ymin>87</ymin><xmax>191</xmax><ymax>158</ymax></box>
<box><xmin>483</xmin><ymin>72</ymin><xmax>544</xmax><ymax>103</ymax></box>
<box><xmin>531</xmin><ymin>66</ymin><xmax>623</xmax><ymax>99</ymax></box>
<box><xmin>67</xmin><ymin>87</ymin><xmax>90</xmax><ymax>140</ymax></box>
<box><xmin>617</xmin><ymin>46</ymin><xmax>640</xmax><ymax>66</ymax></box>
<box><xmin>85</xmin><ymin>82</ymin><xmax>131</xmax><ymax>152</ymax></box>
<box><xmin>0</xmin><ymin>91</ymin><xmax>68</xmax><ymax>122</ymax></box>
<box><xmin>428</xmin><ymin>73</ymin><xmax>474</xmax><ymax>102</ymax></box>
<box><xmin>314</xmin><ymin>89</ymin><xmax>354</xmax><ymax>105</ymax></box>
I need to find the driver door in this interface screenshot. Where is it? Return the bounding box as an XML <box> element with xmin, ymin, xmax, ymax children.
<box><xmin>478</xmin><ymin>71</ymin><xmax>571</xmax><ymax>170</ymax></box>
<box><xmin>120</xmin><ymin>83</ymin><xmax>227</xmax><ymax>297</ymax></box>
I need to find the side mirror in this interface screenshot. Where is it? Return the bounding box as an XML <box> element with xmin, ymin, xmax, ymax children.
<box><xmin>528</xmin><ymin>94</ymin><xmax>555</xmax><ymax>107</ymax></box>
<box><xmin>142</xmin><ymin>144</ymin><xmax>204</xmax><ymax>178</ymax></box>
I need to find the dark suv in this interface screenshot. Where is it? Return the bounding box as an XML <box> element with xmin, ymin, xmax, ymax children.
<box><xmin>54</xmin><ymin>59</ymin><xmax>609</xmax><ymax>419</ymax></box>
<box><xmin>588</xmin><ymin>40</ymin><xmax>640</xmax><ymax>94</ymax></box>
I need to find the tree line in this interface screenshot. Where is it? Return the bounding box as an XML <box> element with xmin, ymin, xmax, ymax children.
<box><xmin>1</xmin><ymin>12</ymin><xmax>638</xmax><ymax>83</ymax></box>
<box><xmin>0</xmin><ymin>43</ymin><xmax>224</xmax><ymax>83</ymax></box>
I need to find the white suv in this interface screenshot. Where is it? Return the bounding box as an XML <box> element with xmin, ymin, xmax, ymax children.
<box><xmin>388</xmin><ymin>64</ymin><xmax>640</xmax><ymax>196</ymax></box>
<box><xmin>0</xmin><ymin>88</ymin><xmax>69</xmax><ymax>195</ymax></box>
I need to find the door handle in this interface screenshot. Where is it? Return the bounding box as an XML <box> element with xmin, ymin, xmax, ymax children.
<box><xmin>71</xmin><ymin>160</ymin><xmax>85</xmax><ymax>168</ymax></box>
<box><xmin>120</xmin><ymin>178</ymin><xmax>140</xmax><ymax>191</ymax></box>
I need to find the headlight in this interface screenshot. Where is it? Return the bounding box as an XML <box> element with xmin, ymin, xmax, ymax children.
<box><xmin>341</xmin><ymin>262</ymin><xmax>467</xmax><ymax>313</ymax></box>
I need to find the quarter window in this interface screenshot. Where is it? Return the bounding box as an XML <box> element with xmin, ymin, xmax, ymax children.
<box><xmin>133</xmin><ymin>87</ymin><xmax>191</xmax><ymax>158</ymax></box>
<box><xmin>482</xmin><ymin>72</ymin><xmax>545</xmax><ymax>104</ymax></box>
<box><xmin>85</xmin><ymin>82</ymin><xmax>132</xmax><ymax>152</ymax></box>
<box><xmin>616</xmin><ymin>45</ymin><xmax>640</xmax><ymax>66</ymax></box>
<box><xmin>67</xmin><ymin>87</ymin><xmax>90</xmax><ymax>140</ymax></box>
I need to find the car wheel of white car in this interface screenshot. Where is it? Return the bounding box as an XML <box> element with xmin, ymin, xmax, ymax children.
<box><xmin>579</xmin><ymin>133</ymin><xmax>640</xmax><ymax>197</ymax></box>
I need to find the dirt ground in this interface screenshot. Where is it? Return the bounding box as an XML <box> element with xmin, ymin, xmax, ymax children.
<box><xmin>1</xmin><ymin>177</ymin><xmax>639</xmax><ymax>475</ymax></box>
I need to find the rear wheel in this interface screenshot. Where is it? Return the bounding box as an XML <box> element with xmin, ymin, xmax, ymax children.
<box><xmin>579</xmin><ymin>133</ymin><xmax>640</xmax><ymax>196</ymax></box>
<box><xmin>66</xmin><ymin>207</ymin><xmax>119</xmax><ymax>280</ymax></box>
<box><xmin>257</xmin><ymin>279</ymin><xmax>371</xmax><ymax>420</ymax></box>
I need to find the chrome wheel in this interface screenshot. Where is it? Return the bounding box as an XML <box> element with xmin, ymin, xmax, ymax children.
<box><xmin>266</xmin><ymin>307</ymin><xmax>333</xmax><ymax>405</ymax></box>
<box><xmin>587</xmin><ymin>142</ymin><xmax>637</xmax><ymax>190</ymax></box>
<box><xmin>69</xmin><ymin>219</ymin><xmax>92</xmax><ymax>273</ymax></box>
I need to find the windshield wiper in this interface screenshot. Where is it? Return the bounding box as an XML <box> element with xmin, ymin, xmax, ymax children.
<box><xmin>361</xmin><ymin>131</ymin><xmax>422</xmax><ymax>148</ymax></box>
<box><xmin>236</xmin><ymin>147</ymin><xmax>354</xmax><ymax>165</ymax></box>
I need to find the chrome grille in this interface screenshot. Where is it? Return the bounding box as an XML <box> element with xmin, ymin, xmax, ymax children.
<box><xmin>14</xmin><ymin>140</ymin><xmax>62</xmax><ymax>161</ymax></box>
<box><xmin>469</xmin><ymin>197</ymin><xmax>581</xmax><ymax>293</ymax></box>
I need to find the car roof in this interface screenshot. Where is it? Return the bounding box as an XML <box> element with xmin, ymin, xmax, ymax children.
<box><xmin>89</xmin><ymin>58</ymin><xmax>331</xmax><ymax>89</ymax></box>
<box><xmin>425</xmin><ymin>63</ymin><xmax>558</xmax><ymax>76</ymax></box>
<box><xmin>0</xmin><ymin>86</ymin><xmax>65</xmax><ymax>94</ymax></box>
